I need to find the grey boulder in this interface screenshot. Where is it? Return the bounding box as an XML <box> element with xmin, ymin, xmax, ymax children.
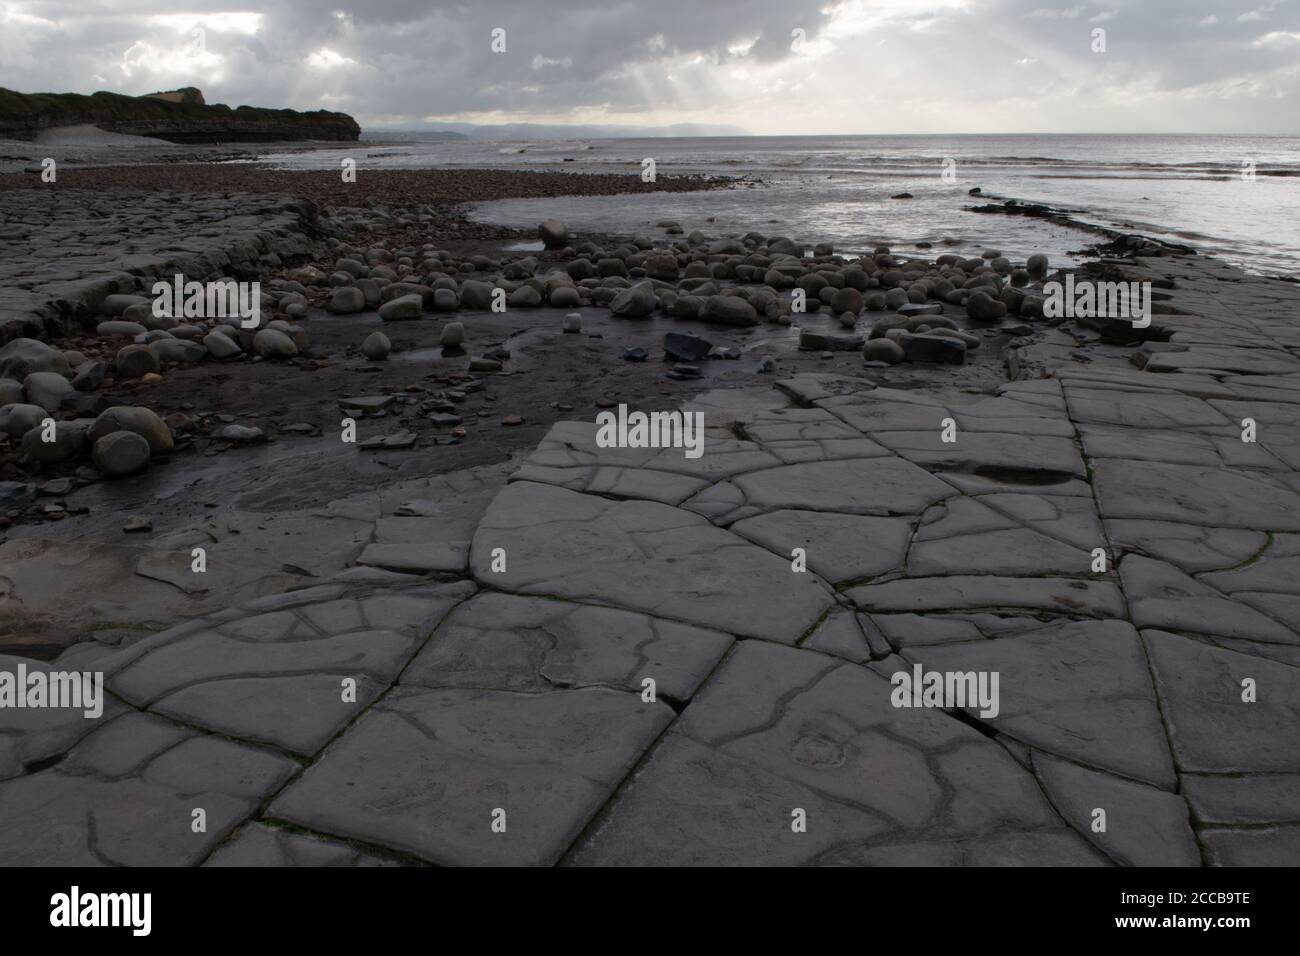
<box><xmin>88</xmin><ymin>406</ymin><xmax>174</xmax><ymax>455</ymax></box>
<box><xmin>23</xmin><ymin>372</ymin><xmax>73</xmax><ymax>411</ymax></box>
<box><xmin>361</xmin><ymin>332</ymin><xmax>391</xmax><ymax>360</ymax></box>
<box><xmin>92</xmin><ymin>430</ymin><xmax>152</xmax><ymax>477</ymax></box>
<box><xmin>0</xmin><ymin>338</ymin><xmax>71</xmax><ymax>379</ymax></box>
<box><xmin>610</xmin><ymin>282</ymin><xmax>657</xmax><ymax>318</ymax></box>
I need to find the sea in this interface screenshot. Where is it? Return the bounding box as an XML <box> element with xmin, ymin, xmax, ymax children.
<box><xmin>256</xmin><ymin>134</ymin><xmax>1300</xmax><ymax>276</ymax></box>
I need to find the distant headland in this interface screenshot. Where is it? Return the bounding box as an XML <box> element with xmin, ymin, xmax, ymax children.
<box><xmin>0</xmin><ymin>86</ymin><xmax>360</xmax><ymax>143</ymax></box>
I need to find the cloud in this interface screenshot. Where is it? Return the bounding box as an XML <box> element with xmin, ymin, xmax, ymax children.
<box><xmin>0</xmin><ymin>0</ymin><xmax>1297</xmax><ymax>133</ymax></box>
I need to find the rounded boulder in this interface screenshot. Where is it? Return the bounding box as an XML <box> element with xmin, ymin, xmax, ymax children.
<box><xmin>92</xmin><ymin>431</ymin><xmax>152</xmax><ymax>477</ymax></box>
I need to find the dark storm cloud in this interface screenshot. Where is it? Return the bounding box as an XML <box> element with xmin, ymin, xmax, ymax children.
<box><xmin>1</xmin><ymin>0</ymin><xmax>834</xmax><ymax>118</ymax></box>
<box><xmin>0</xmin><ymin>0</ymin><xmax>1296</xmax><ymax>132</ymax></box>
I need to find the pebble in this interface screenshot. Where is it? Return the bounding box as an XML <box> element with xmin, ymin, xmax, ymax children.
<box><xmin>23</xmin><ymin>372</ymin><xmax>73</xmax><ymax>411</ymax></box>
<box><xmin>330</xmin><ymin>287</ymin><xmax>366</xmax><ymax>314</ymax></box>
<box><xmin>0</xmin><ymin>338</ymin><xmax>71</xmax><ymax>379</ymax></box>
<box><xmin>361</xmin><ymin>331</ymin><xmax>391</xmax><ymax>360</ymax></box>
<box><xmin>965</xmin><ymin>290</ymin><xmax>1008</xmax><ymax>321</ymax></box>
<box><xmin>123</xmin><ymin>516</ymin><xmax>152</xmax><ymax>533</ymax></box>
<box><xmin>664</xmin><ymin>332</ymin><xmax>713</xmax><ymax>362</ymax></box>
<box><xmin>508</xmin><ymin>286</ymin><xmax>542</xmax><ymax>308</ymax></box>
<box><xmin>0</xmin><ymin>403</ymin><xmax>49</xmax><ymax>437</ymax></box>
<box><xmin>359</xmin><ymin>430</ymin><xmax>418</xmax><ymax>450</ymax></box>
<box><xmin>899</xmin><ymin>332</ymin><xmax>967</xmax><ymax>365</ymax></box>
<box><xmin>218</xmin><ymin>424</ymin><xmax>266</xmax><ymax>444</ymax></box>
<box><xmin>204</xmin><ymin>330</ymin><xmax>242</xmax><ymax>359</ymax></box>
<box><xmin>539</xmin><ymin>220</ymin><xmax>569</xmax><ymax>248</ymax></box>
<box><xmin>37</xmin><ymin>478</ymin><xmax>75</xmax><ymax>497</ymax></box>
<box><xmin>703</xmin><ymin>295</ymin><xmax>759</xmax><ymax>326</ymax></box>
<box><xmin>501</xmin><ymin>415</ymin><xmax>524</xmax><ymax>426</ymax></box>
<box><xmin>253</xmin><ymin>328</ymin><xmax>298</xmax><ymax>358</ymax></box>
<box><xmin>97</xmin><ymin>320</ymin><xmax>148</xmax><ymax>337</ymax></box>
<box><xmin>799</xmin><ymin>331</ymin><xmax>863</xmax><ymax>352</ymax></box>
<box><xmin>92</xmin><ymin>430</ymin><xmax>151</xmax><ymax>476</ymax></box>
<box><xmin>440</xmin><ymin>322</ymin><xmax>465</xmax><ymax>349</ymax></box>
<box><xmin>20</xmin><ymin>420</ymin><xmax>87</xmax><ymax>462</ymax></box>
<box><xmin>549</xmin><ymin>287</ymin><xmax>582</xmax><ymax>308</ymax></box>
<box><xmin>862</xmin><ymin>338</ymin><xmax>906</xmax><ymax>364</ymax></box>
<box><xmin>115</xmin><ymin>344</ymin><xmax>160</xmax><ymax>379</ymax></box>
<box><xmin>88</xmin><ymin>405</ymin><xmax>174</xmax><ymax>454</ymax></box>
<box><xmin>339</xmin><ymin>395</ymin><xmax>395</xmax><ymax>413</ymax></box>
<box><xmin>610</xmin><ymin>282</ymin><xmax>657</xmax><ymax>317</ymax></box>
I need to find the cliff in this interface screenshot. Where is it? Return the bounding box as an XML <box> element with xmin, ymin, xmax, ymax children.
<box><xmin>0</xmin><ymin>87</ymin><xmax>360</xmax><ymax>143</ymax></box>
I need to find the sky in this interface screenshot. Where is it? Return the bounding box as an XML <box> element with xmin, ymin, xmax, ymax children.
<box><xmin>1</xmin><ymin>0</ymin><xmax>1298</xmax><ymax>134</ymax></box>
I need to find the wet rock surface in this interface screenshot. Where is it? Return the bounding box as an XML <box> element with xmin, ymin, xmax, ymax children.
<box><xmin>1</xmin><ymin>173</ymin><xmax>1298</xmax><ymax>865</ymax></box>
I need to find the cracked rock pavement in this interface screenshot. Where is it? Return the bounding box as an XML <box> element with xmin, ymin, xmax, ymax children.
<box><xmin>3</xmin><ymin>253</ymin><xmax>1300</xmax><ymax>866</ymax></box>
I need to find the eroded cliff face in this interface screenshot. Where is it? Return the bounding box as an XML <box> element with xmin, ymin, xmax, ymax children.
<box><xmin>0</xmin><ymin>87</ymin><xmax>360</xmax><ymax>143</ymax></box>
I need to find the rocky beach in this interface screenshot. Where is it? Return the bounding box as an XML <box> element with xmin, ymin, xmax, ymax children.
<box><xmin>1</xmin><ymin>141</ymin><xmax>1299</xmax><ymax>869</ymax></box>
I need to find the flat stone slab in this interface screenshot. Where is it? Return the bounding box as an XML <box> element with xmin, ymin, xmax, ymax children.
<box><xmin>1200</xmin><ymin>827</ymin><xmax>1300</xmax><ymax>866</ymax></box>
<box><xmin>356</xmin><ymin>541</ymin><xmax>469</xmax><ymax>573</ymax></box>
<box><xmin>1064</xmin><ymin>386</ymin><xmax>1233</xmax><ymax>429</ymax></box>
<box><xmin>1079</xmin><ymin>424</ymin><xmax>1284</xmax><ymax>471</ymax></box>
<box><xmin>871</xmin><ymin>431</ymin><xmax>1086</xmax><ymax>480</ymax></box>
<box><xmin>908</xmin><ymin>620</ymin><xmax>1176</xmax><ymax>788</ymax></box>
<box><xmin>111</xmin><ymin>628</ymin><xmax>414</xmax><ymax>706</ymax></box>
<box><xmin>1121</xmin><ymin>555</ymin><xmax>1297</xmax><ymax>645</ymax></box>
<box><xmin>106</xmin><ymin>581</ymin><xmax>476</xmax><ymax>749</ymax></box>
<box><xmin>802</xmin><ymin>608</ymin><xmax>877</xmax><ymax>662</ymax></box>
<box><xmin>403</xmin><ymin>591</ymin><xmax>733</xmax><ymax>702</ymax></box>
<box><xmin>152</xmin><ymin>673</ymin><xmax>387</xmax><ymax>755</ymax></box>
<box><xmin>1105</xmin><ymin>519</ymin><xmax>1268</xmax><ymax>573</ymax></box>
<box><xmin>848</xmin><ymin>575</ymin><xmax>1125</xmax><ymax>619</ymax></box>
<box><xmin>570</xmin><ymin>641</ymin><xmax>1098</xmax><ymax>865</ymax></box>
<box><xmin>1034</xmin><ymin>754</ymin><xmax>1200</xmax><ymax>866</ymax></box>
<box><xmin>470</xmin><ymin>481</ymin><xmax>833</xmax><ymax>642</ymax></box>
<box><xmin>205</xmin><ymin>823</ymin><xmax>399</xmax><ymax>867</ymax></box>
<box><xmin>1143</xmin><ymin>629</ymin><xmax>1300</xmax><ymax>774</ymax></box>
<box><xmin>519</xmin><ymin>420</ymin><xmax>782</xmax><ymax>482</ymax></box>
<box><xmin>270</xmin><ymin>685</ymin><xmax>672</xmax><ymax>865</ymax></box>
<box><xmin>1183</xmin><ymin>773</ymin><xmax>1300</xmax><ymax>826</ymax></box>
<box><xmin>0</xmin><ymin>656</ymin><xmax>129</xmax><ymax>781</ymax></box>
<box><xmin>730</xmin><ymin>509</ymin><xmax>912</xmax><ymax>583</ymax></box>
<box><xmin>685</xmin><ymin>457</ymin><xmax>956</xmax><ymax>524</ymax></box>
<box><xmin>1092</xmin><ymin>459</ymin><xmax>1300</xmax><ymax>531</ymax></box>
<box><xmin>0</xmin><ymin>715</ymin><xmax>295</xmax><ymax>865</ymax></box>
<box><xmin>910</xmin><ymin>525</ymin><xmax>1093</xmax><ymax>577</ymax></box>
<box><xmin>1143</xmin><ymin>345</ymin><xmax>1300</xmax><ymax>375</ymax></box>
